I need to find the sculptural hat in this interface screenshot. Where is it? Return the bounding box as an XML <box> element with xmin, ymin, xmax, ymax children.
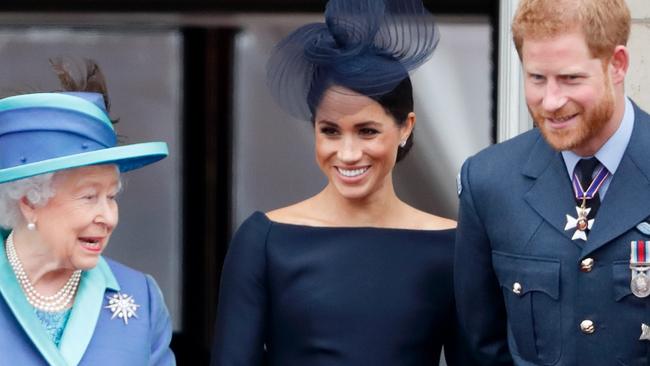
<box><xmin>266</xmin><ymin>0</ymin><xmax>440</xmax><ymax>120</ymax></box>
<box><xmin>0</xmin><ymin>91</ymin><xmax>167</xmax><ymax>183</ymax></box>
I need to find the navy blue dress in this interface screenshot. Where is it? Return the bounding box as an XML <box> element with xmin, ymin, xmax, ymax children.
<box><xmin>212</xmin><ymin>212</ymin><xmax>475</xmax><ymax>366</ymax></box>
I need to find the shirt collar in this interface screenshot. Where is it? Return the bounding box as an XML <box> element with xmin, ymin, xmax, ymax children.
<box><xmin>562</xmin><ymin>97</ymin><xmax>635</xmax><ymax>177</ymax></box>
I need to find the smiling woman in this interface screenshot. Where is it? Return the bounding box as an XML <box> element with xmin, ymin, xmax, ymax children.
<box><xmin>313</xmin><ymin>84</ymin><xmax>414</xmax><ymax>202</ymax></box>
<box><xmin>0</xmin><ymin>60</ymin><xmax>175</xmax><ymax>365</ymax></box>
<box><xmin>15</xmin><ymin>166</ymin><xmax>121</xmax><ymax>271</ymax></box>
<box><xmin>211</xmin><ymin>1</ymin><xmax>478</xmax><ymax>365</ymax></box>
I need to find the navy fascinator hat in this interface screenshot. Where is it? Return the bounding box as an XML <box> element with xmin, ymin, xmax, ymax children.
<box><xmin>267</xmin><ymin>0</ymin><xmax>440</xmax><ymax>120</ymax></box>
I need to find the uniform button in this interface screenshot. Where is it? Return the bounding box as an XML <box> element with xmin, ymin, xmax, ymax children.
<box><xmin>512</xmin><ymin>282</ymin><xmax>522</xmax><ymax>295</ymax></box>
<box><xmin>580</xmin><ymin>258</ymin><xmax>594</xmax><ymax>272</ymax></box>
<box><xmin>580</xmin><ymin>320</ymin><xmax>595</xmax><ymax>334</ymax></box>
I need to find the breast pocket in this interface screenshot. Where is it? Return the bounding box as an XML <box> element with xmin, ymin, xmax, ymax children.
<box><xmin>492</xmin><ymin>251</ymin><xmax>561</xmax><ymax>365</ymax></box>
<box><xmin>612</xmin><ymin>261</ymin><xmax>650</xmax><ymax>366</ymax></box>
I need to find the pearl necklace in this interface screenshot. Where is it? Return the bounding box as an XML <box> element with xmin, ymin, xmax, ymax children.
<box><xmin>5</xmin><ymin>232</ymin><xmax>81</xmax><ymax>312</ymax></box>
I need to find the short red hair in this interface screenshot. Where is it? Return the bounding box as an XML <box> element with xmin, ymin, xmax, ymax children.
<box><xmin>512</xmin><ymin>0</ymin><xmax>630</xmax><ymax>60</ymax></box>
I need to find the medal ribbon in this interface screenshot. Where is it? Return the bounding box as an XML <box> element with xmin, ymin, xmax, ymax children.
<box><xmin>572</xmin><ymin>165</ymin><xmax>610</xmax><ymax>200</ymax></box>
<box><xmin>631</xmin><ymin>240</ymin><xmax>650</xmax><ymax>265</ymax></box>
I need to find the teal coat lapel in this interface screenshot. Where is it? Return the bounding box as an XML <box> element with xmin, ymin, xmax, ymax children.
<box><xmin>59</xmin><ymin>258</ymin><xmax>119</xmax><ymax>366</ymax></box>
<box><xmin>0</xmin><ymin>234</ymin><xmax>68</xmax><ymax>366</ymax></box>
<box><xmin>0</xmin><ymin>232</ymin><xmax>120</xmax><ymax>366</ymax></box>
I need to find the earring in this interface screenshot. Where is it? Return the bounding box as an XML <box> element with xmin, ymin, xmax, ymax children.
<box><xmin>399</xmin><ymin>140</ymin><xmax>407</xmax><ymax>148</ymax></box>
<box><xmin>27</xmin><ymin>222</ymin><xmax>36</xmax><ymax>231</ymax></box>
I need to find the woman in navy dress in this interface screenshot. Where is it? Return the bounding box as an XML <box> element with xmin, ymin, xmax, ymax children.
<box><xmin>212</xmin><ymin>1</ymin><xmax>476</xmax><ymax>365</ymax></box>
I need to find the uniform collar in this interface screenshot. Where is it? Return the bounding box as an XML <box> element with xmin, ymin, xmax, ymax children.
<box><xmin>562</xmin><ymin>97</ymin><xmax>635</xmax><ymax>177</ymax></box>
<box><xmin>0</xmin><ymin>231</ymin><xmax>120</xmax><ymax>366</ymax></box>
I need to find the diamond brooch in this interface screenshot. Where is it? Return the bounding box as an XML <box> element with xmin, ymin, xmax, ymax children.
<box><xmin>105</xmin><ymin>292</ymin><xmax>140</xmax><ymax>325</ymax></box>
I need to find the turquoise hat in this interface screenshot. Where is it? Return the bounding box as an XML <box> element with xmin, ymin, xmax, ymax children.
<box><xmin>0</xmin><ymin>92</ymin><xmax>168</xmax><ymax>183</ymax></box>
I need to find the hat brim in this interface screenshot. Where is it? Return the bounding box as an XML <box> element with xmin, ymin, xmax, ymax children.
<box><xmin>0</xmin><ymin>142</ymin><xmax>168</xmax><ymax>183</ymax></box>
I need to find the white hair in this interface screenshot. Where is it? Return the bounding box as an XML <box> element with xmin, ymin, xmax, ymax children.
<box><xmin>0</xmin><ymin>173</ymin><xmax>56</xmax><ymax>229</ymax></box>
<box><xmin>0</xmin><ymin>165</ymin><xmax>123</xmax><ymax>230</ymax></box>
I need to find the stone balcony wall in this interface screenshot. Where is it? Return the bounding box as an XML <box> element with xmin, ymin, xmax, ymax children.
<box><xmin>626</xmin><ymin>0</ymin><xmax>650</xmax><ymax>109</ymax></box>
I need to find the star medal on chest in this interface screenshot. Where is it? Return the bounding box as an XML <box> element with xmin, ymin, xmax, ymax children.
<box><xmin>630</xmin><ymin>241</ymin><xmax>650</xmax><ymax>298</ymax></box>
<box><xmin>564</xmin><ymin>165</ymin><xmax>609</xmax><ymax>241</ymax></box>
<box><xmin>565</xmin><ymin>201</ymin><xmax>593</xmax><ymax>241</ymax></box>
<box><xmin>105</xmin><ymin>292</ymin><xmax>140</xmax><ymax>324</ymax></box>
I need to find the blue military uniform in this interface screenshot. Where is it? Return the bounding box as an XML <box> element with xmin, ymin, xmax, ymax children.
<box><xmin>455</xmin><ymin>99</ymin><xmax>650</xmax><ymax>365</ymax></box>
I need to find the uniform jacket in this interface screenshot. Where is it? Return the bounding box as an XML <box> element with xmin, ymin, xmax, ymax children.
<box><xmin>455</xmin><ymin>102</ymin><xmax>650</xmax><ymax>366</ymax></box>
<box><xmin>0</xmin><ymin>234</ymin><xmax>175</xmax><ymax>366</ymax></box>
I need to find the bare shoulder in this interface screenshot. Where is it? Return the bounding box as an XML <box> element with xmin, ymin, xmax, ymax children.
<box><xmin>265</xmin><ymin>199</ymin><xmax>326</xmax><ymax>226</ymax></box>
<box><xmin>403</xmin><ymin>206</ymin><xmax>457</xmax><ymax>231</ymax></box>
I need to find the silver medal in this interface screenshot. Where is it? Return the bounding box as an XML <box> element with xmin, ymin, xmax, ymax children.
<box><xmin>631</xmin><ymin>268</ymin><xmax>650</xmax><ymax>298</ymax></box>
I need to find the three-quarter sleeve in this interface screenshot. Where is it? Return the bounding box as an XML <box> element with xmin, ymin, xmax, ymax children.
<box><xmin>211</xmin><ymin>213</ymin><xmax>271</xmax><ymax>366</ymax></box>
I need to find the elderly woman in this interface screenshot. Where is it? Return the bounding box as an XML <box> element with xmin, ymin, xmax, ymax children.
<box><xmin>0</xmin><ymin>65</ymin><xmax>175</xmax><ymax>365</ymax></box>
<box><xmin>211</xmin><ymin>1</ymin><xmax>477</xmax><ymax>365</ymax></box>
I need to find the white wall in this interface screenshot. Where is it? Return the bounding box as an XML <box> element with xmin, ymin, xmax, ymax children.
<box><xmin>626</xmin><ymin>0</ymin><xmax>650</xmax><ymax>110</ymax></box>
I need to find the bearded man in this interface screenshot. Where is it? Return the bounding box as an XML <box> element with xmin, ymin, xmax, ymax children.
<box><xmin>455</xmin><ymin>0</ymin><xmax>650</xmax><ymax>365</ymax></box>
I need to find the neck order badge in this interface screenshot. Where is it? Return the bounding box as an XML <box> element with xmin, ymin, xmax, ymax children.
<box><xmin>564</xmin><ymin>164</ymin><xmax>609</xmax><ymax>241</ymax></box>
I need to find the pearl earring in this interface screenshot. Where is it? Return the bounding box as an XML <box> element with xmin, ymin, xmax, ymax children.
<box><xmin>27</xmin><ymin>222</ymin><xmax>36</xmax><ymax>231</ymax></box>
<box><xmin>399</xmin><ymin>140</ymin><xmax>407</xmax><ymax>148</ymax></box>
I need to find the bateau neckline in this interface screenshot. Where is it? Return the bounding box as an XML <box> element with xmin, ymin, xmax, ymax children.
<box><xmin>254</xmin><ymin>211</ymin><xmax>456</xmax><ymax>233</ymax></box>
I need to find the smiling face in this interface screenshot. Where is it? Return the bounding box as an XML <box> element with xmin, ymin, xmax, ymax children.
<box><xmin>314</xmin><ymin>86</ymin><xmax>414</xmax><ymax>201</ymax></box>
<box><xmin>22</xmin><ymin>165</ymin><xmax>120</xmax><ymax>270</ymax></box>
<box><xmin>523</xmin><ymin>31</ymin><xmax>623</xmax><ymax>156</ymax></box>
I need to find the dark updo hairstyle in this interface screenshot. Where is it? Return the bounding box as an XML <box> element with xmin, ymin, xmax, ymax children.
<box><xmin>267</xmin><ymin>0</ymin><xmax>438</xmax><ymax>164</ymax></box>
<box><xmin>371</xmin><ymin>77</ymin><xmax>414</xmax><ymax>163</ymax></box>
